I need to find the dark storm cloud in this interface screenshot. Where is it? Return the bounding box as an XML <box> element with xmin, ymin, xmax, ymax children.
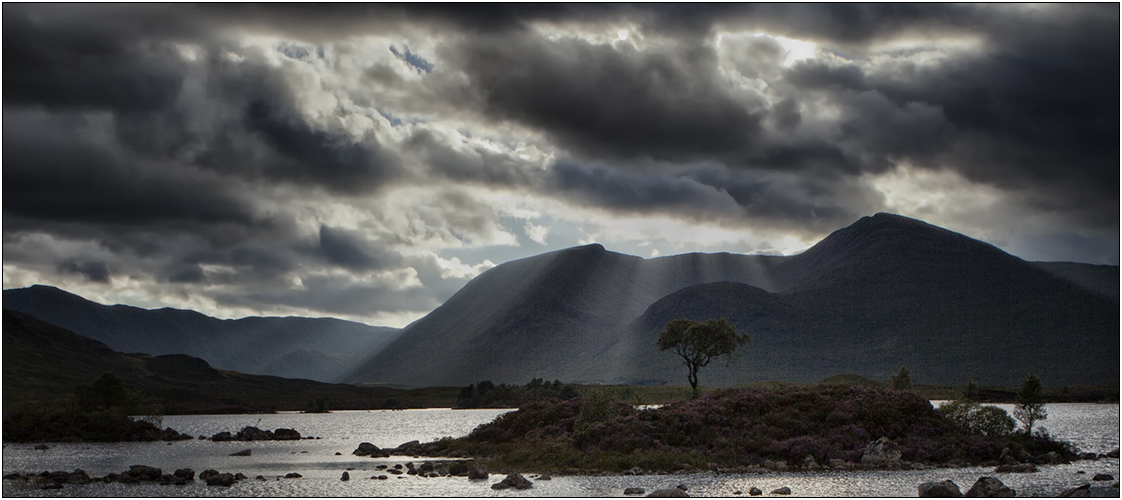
<box><xmin>317</xmin><ymin>226</ymin><xmax>403</xmax><ymax>271</ymax></box>
<box><xmin>783</xmin><ymin>4</ymin><xmax>1118</xmax><ymax>228</ymax></box>
<box><xmin>446</xmin><ymin>31</ymin><xmax>763</xmax><ymax>163</ymax></box>
<box><xmin>58</xmin><ymin>259</ymin><xmax>111</xmax><ymax>283</ymax></box>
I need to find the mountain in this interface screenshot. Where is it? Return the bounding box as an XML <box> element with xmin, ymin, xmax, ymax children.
<box><xmin>1</xmin><ymin>285</ymin><xmax>401</xmax><ymax>383</ymax></box>
<box><xmin>1</xmin><ymin>309</ymin><xmax>426</xmax><ymax>414</ymax></box>
<box><xmin>345</xmin><ymin>213</ymin><xmax>1118</xmax><ymax>388</ymax></box>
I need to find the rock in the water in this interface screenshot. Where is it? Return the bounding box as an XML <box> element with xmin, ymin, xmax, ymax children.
<box><xmin>1078</xmin><ymin>452</ymin><xmax>1099</xmax><ymax>461</ymax></box>
<box><xmin>128</xmin><ymin>465</ymin><xmax>163</xmax><ymax>481</ymax></box>
<box><xmin>210</xmin><ymin>431</ymin><xmax>233</xmax><ymax>441</ymax></box>
<box><xmin>230</xmin><ymin>449</ymin><xmax>252</xmax><ymax>457</ymax></box>
<box><xmin>1107</xmin><ymin>449</ymin><xmax>1120</xmax><ymax>459</ymax></box>
<box><xmin>861</xmin><ymin>437</ymin><xmax>902</xmax><ymax>466</ymax></box>
<box><xmin>235</xmin><ymin>426</ymin><xmax>272</xmax><ymax>441</ymax></box>
<box><xmin>1093</xmin><ymin>474</ymin><xmax>1115</xmax><ymax>481</ymax></box>
<box><xmin>340</xmin><ymin>471</ymin><xmax>350</xmax><ymax>481</ymax></box>
<box><xmin>206</xmin><ymin>473</ymin><xmax>235</xmax><ymax>487</ymax></box>
<box><xmin>918</xmin><ymin>480</ymin><xmax>962</xmax><ymax>497</ymax></box>
<box><xmin>770</xmin><ymin>486</ymin><xmax>791</xmax><ymax>495</ymax></box>
<box><xmin>273</xmin><ymin>428</ymin><xmax>301</xmax><ymax>440</ymax></box>
<box><xmin>285</xmin><ymin>472</ymin><xmax>302</xmax><ymax>479</ymax></box>
<box><xmin>496</xmin><ymin>473</ymin><xmax>533</xmax><ymax>490</ymax></box>
<box><xmin>1058</xmin><ymin>484</ymin><xmax>1091</xmax><ymax>497</ymax></box>
<box><xmin>538</xmin><ymin>474</ymin><xmax>552</xmax><ymax>481</ymax></box>
<box><xmin>33</xmin><ymin>444</ymin><xmax>49</xmax><ymax>450</ymax></box>
<box><xmin>646</xmin><ymin>488</ymin><xmax>690</xmax><ymax>497</ymax></box>
<box><xmin>173</xmin><ymin>469</ymin><xmax>195</xmax><ymax>481</ymax></box>
<box><xmin>353</xmin><ymin>442</ymin><xmax>382</xmax><ymax>456</ymax></box>
<box><xmin>964</xmin><ymin>477</ymin><xmax>1014</xmax><ymax>497</ymax></box>
<box><xmin>66</xmin><ymin>469</ymin><xmax>90</xmax><ymax>484</ymax></box>
<box><xmin>993</xmin><ymin>463</ymin><xmax>1037</xmax><ymax>473</ymax></box>
<box><xmin>625</xmin><ymin>487</ymin><xmax>646</xmax><ymax>495</ymax></box>
<box><xmin>748</xmin><ymin>487</ymin><xmax>762</xmax><ymax>496</ymax></box>
<box><xmin>467</xmin><ymin>462</ymin><xmax>489</xmax><ymax>480</ymax></box>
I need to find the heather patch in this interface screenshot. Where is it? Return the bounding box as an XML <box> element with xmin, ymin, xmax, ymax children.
<box><xmin>440</xmin><ymin>386</ymin><xmax>1076</xmax><ymax>473</ymax></box>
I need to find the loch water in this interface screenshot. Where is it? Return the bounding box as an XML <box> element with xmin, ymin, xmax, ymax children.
<box><xmin>3</xmin><ymin>404</ymin><xmax>1118</xmax><ymax>497</ymax></box>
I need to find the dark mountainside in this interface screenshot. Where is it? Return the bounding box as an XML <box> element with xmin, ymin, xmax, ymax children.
<box><xmin>1</xmin><ymin>285</ymin><xmax>401</xmax><ymax>383</ymax></box>
<box><xmin>1</xmin><ymin>310</ymin><xmax>417</xmax><ymax>414</ymax></box>
<box><xmin>346</xmin><ymin>213</ymin><xmax>1118</xmax><ymax>388</ymax></box>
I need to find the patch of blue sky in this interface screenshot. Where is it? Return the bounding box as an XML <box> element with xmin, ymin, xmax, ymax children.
<box><xmin>390</xmin><ymin>45</ymin><xmax>435</xmax><ymax>73</ymax></box>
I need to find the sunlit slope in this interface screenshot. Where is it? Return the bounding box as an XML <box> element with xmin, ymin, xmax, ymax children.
<box><xmin>597</xmin><ymin>213</ymin><xmax>1120</xmax><ymax>387</ymax></box>
<box><xmin>344</xmin><ymin>244</ymin><xmax>786</xmax><ymax>387</ymax></box>
<box><xmin>1</xmin><ymin>285</ymin><xmax>402</xmax><ymax>383</ymax></box>
<box><xmin>347</xmin><ymin>213</ymin><xmax>1118</xmax><ymax>388</ymax></box>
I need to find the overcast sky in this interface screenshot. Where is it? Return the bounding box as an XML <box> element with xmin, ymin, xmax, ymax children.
<box><xmin>3</xmin><ymin>4</ymin><xmax>1118</xmax><ymax>327</ymax></box>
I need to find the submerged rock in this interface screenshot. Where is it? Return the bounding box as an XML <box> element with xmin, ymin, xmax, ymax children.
<box><xmin>646</xmin><ymin>488</ymin><xmax>689</xmax><ymax>497</ymax></box>
<box><xmin>624</xmin><ymin>487</ymin><xmax>646</xmax><ymax>495</ymax></box>
<box><xmin>230</xmin><ymin>449</ymin><xmax>252</xmax><ymax>457</ymax></box>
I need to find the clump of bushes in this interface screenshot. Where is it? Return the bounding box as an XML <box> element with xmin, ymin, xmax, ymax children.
<box><xmin>3</xmin><ymin>373</ymin><xmax>169</xmax><ymax>443</ymax></box>
<box><xmin>443</xmin><ymin>385</ymin><xmax>1075</xmax><ymax>473</ymax></box>
<box><xmin>456</xmin><ymin>379</ymin><xmax>579</xmax><ymax>408</ymax></box>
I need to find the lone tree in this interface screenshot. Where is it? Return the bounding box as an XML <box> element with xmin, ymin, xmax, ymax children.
<box><xmin>657</xmin><ymin>318</ymin><xmax>749</xmax><ymax>397</ymax></box>
<box><xmin>1014</xmin><ymin>373</ymin><xmax>1047</xmax><ymax>435</ymax></box>
<box><xmin>891</xmin><ymin>365</ymin><xmax>913</xmax><ymax>391</ymax></box>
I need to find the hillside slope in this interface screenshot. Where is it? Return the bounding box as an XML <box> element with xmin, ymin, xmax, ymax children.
<box><xmin>347</xmin><ymin>213</ymin><xmax>1118</xmax><ymax>387</ymax></box>
<box><xmin>1</xmin><ymin>310</ymin><xmax>423</xmax><ymax>414</ymax></box>
<box><xmin>1</xmin><ymin>286</ymin><xmax>401</xmax><ymax>383</ymax></box>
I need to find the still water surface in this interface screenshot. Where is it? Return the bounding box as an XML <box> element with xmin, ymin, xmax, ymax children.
<box><xmin>3</xmin><ymin>404</ymin><xmax>1118</xmax><ymax>497</ymax></box>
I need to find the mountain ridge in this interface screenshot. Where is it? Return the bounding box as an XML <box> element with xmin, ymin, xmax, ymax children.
<box><xmin>345</xmin><ymin>212</ymin><xmax>1119</xmax><ymax>387</ymax></box>
<box><xmin>1</xmin><ymin>285</ymin><xmax>402</xmax><ymax>383</ymax></box>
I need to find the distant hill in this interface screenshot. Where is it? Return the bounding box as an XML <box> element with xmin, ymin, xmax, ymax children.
<box><xmin>1</xmin><ymin>310</ymin><xmax>427</xmax><ymax>414</ymax></box>
<box><xmin>345</xmin><ymin>213</ymin><xmax>1119</xmax><ymax>388</ymax></box>
<box><xmin>1</xmin><ymin>286</ymin><xmax>401</xmax><ymax>383</ymax></box>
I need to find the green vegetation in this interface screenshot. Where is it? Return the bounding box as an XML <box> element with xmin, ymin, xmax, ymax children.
<box><xmin>891</xmin><ymin>365</ymin><xmax>913</xmax><ymax>391</ymax></box>
<box><xmin>3</xmin><ymin>372</ymin><xmax>168</xmax><ymax>443</ymax></box>
<box><xmin>456</xmin><ymin>379</ymin><xmax>579</xmax><ymax>408</ymax></box>
<box><xmin>657</xmin><ymin>318</ymin><xmax>749</xmax><ymax>396</ymax></box>
<box><xmin>435</xmin><ymin>385</ymin><xmax>1076</xmax><ymax>474</ymax></box>
<box><xmin>1014</xmin><ymin>373</ymin><xmax>1048</xmax><ymax>434</ymax></box>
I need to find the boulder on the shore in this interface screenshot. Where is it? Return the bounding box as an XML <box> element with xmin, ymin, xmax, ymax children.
<box><xmin>467</xmin><ymin>462</ymin><xmax>489</xmax><ymax>480</ymax></box>
<box><xmin>918</xmin><ymin>479</ymin><xmax>963</xmax><ymax>497</ymax></box>
<box><xmin>861</xmin><ymin>437</ymin><xmax>902</xmax><ymax>466</ymax></box>
<box><xmin>1035</xmin><ymin>451</ymin><xmax>1069</xmax><ymax>465</ymax></box>
<box><xmin>964</xmin><ymin>477</ymin><xmax>1014</xmax><ymax>497</ymax></box>
<box><xmin>646</xmin><ymin>488</ymin><xmax>689</xmax><ymax>497</ymax></box>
